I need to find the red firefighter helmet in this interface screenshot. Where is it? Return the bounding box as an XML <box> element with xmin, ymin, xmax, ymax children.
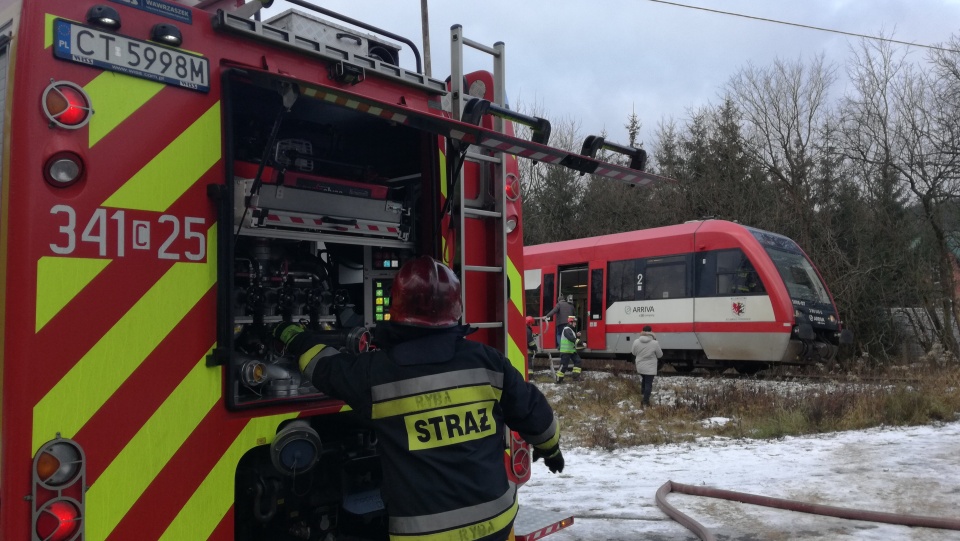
<box><xmin>525</xmin><ymin>316</ymin><xmax>535</xmax><ymax>325</ymax></box>
<box><xmin>390</xmin><ymin>256</ymin><xmax>463</xmax><ymax>327</ymax></box>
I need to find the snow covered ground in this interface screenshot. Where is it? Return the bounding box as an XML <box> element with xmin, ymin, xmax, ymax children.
<box><xmin>520</xmin><ymin>372</ymin><xmax>960</xmax><ymax>541</ymax></box>
<box><xmin>520</xmin><ymin>406</ymin><xmax>960</xmax><ymax>540</ymax></box>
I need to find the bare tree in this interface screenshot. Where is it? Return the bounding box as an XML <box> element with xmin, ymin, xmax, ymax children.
<box><xmin>726</xmin><ymin>56</ymin><xmax>839</xmax><ymax>250</ymax></box>
<box><xmin>842</xmin><ymin>35</ymin><xmax>960</xmax><ymax>354</ymax></box>
<box><xmin>514</xmin><ymin>105</ymin><xmax>588</xmax><ymax>245</ymax></box>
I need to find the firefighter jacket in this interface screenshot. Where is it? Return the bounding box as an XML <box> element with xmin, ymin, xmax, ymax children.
<box><xmin>559</xmin><ymin>326</ymin><xmax>578</xmax><ymax>354</ymax></box>
<box><xmin>299</xmin><ymin>324</ymin><xmax>561</xmax><ymax>541</ymax></box>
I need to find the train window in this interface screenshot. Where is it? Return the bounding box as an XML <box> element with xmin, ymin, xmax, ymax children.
<box><xmin>543</xmin><ymin>274</ymin><xmax>555</xmax><ymax>316</ymax></box>
<box><xmin>765</xmin><ymin>248</ymin><xmax>831</xmax><ymax>304</ymax></box>
<box><xmin>590</xmin><ymin>269</ymin><xmax>603</xmax><ymax>320</ymax></box>
<box><xmin>524</xmin><ymin>269</ymin><xmax>542</xmax><ymax>319</ymax></box>
<box><xmin>643</xmin><ymin>255</ymin><xmax>689</xmax><ymax>300</ymax></box>
<box><xmin>607</xmin><ymin>259</ymin><xmax>641</xmax><ymax>304</ymax></box>
<box><xmin>715</xmin><ymin>249</ymin><xmax>766</xmax><ymax>296</ymax></box>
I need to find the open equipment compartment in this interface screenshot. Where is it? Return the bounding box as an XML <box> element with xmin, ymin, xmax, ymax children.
<box><xmin>214</xmin><ymin>69</ymin><xmax>437</xmax><ymax>410</ymax></box>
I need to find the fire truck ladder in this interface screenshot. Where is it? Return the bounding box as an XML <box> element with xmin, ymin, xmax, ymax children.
<box><xmin>447</xmin><ymin>25</ymin><xmax>518</xmax><ymax>353</ymax></box>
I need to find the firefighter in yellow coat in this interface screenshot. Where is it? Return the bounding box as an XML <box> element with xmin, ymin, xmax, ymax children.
<box><xmin>556</xmin><ymin>315</ymin><xmax>584</xmax><ymax>383</ymax></box>
<box><xmin>275</xmin><ymin>256</ymin><xmax>564</xmax><ymax>541</ymax></box>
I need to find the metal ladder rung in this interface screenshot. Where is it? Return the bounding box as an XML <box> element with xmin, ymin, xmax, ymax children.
<box><xmin>463</xmin><ymin>207</ymin><xmax>502</xmax><ymax>219</ymax></box>
<box><xmin>465</xmin><ymin>151</ymin><xmax>503</xmax><ymax>164</ymax></box>
<box><xmin>464</xmin><ymin>265</ymin><xmax>504</xmax><ymax>273</ymax></box>
<box><xmin>469</xmin><ymin>322</ymin><xmax>504</xmax><ymax>329</ymax></box>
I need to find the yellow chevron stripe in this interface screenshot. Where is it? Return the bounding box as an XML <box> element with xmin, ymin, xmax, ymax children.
<box><xmin>103</xmin><ymin>103</ymin><xmax>221</xmax><ymax>211</ymax></box>
<box><xmin>85</xmin><ymin>73</ymin><xmax>165</xmax><ymax>147</ymax></box>
<box><xmin>35</xmin><ymin>256</ymin><xmax>111</xmax><ymax>332</ymax></box>
<box><xmin>507</xmin><ymin>256</ymin><xmax>525</xmax><ymax>373</ymax></box>
<box><xmin>158</xmin><ymin>413</ymin><xmax>299</xmax><ymax>541</ymax></box>
<box><xmin>439</xmin><ymin>144</ymin><xmax>447</xmax><ymax>198</ymax></box>
<box><xmin>44</xmin><ymin>13</ymin><xmax>62</xmax><ymax>49</ymax></box>
<box><xmin>84</xmin><ymin>354</ymin><xmax>221</xmax><ymax>540</ymax></box>
<box><xmin>439</xmin><ymin>145</ymin><xmax>451</xmax><ymax>265</ymax></box>
<box><xmin>31</xmin><ymin>224</ymin><xmax>218</xmax><ymax>453</ymax></box>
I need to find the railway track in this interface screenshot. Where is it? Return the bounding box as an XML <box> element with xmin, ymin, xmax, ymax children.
<box><xmin>529</xmin><ymin>356</ymin><xmax>922</xmax><ymax>384</ymax></box>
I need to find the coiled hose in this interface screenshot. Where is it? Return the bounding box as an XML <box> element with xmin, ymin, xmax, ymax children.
<box><xmin>656</xmin><ymin>480</ymin><xmax>960</xmax><ymax>541</ymax></box>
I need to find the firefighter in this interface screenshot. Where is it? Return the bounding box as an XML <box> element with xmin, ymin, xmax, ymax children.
<box><xmin>274</xmin><ymin>256</ymin><xmax>564</xmax><ymax>541</ymax></box>
<box><xmin>544</xmin><ymin>294</ymin><xmax>575</xmax><ymax>347</ymax></box>
<box><xmin>556</xmin><ymin>315</ymin><xmax>583</xmax><ymax>383</ymax></box>
<box><xmin>526</xmin><ymin>315</ymin><xmax>539</xmax><ymax>364</ymax></box>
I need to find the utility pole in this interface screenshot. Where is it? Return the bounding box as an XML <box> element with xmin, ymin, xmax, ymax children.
<box><xmin>420</xmin><ymin>0</ymin><xmax>432</xmax><ymax>77</ymax></box>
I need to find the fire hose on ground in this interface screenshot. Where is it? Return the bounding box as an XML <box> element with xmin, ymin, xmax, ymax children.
<box><xmin>655</xmin><ymin>480</ymin><xmax>960</xmax><ymax>541</ymax></box>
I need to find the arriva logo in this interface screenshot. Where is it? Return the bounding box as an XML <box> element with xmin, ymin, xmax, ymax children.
<box><xmin>626</xmin><ymin>305</ymin><xmax>655</xmax><ymax>314</ymax></box>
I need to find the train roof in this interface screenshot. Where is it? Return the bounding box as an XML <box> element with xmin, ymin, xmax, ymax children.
<box><xmin>523</xmin><ymin>219</ymin><xmax>753</xmax><ymax>257</ymax></box>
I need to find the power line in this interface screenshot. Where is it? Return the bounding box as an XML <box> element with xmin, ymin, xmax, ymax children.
<box><xmin>645</xmin><ymin>0</ymin><xmax>960</xmax><ymax>53</ymax></box>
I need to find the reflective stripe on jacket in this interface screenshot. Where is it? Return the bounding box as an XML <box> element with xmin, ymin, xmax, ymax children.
<box><xmin>309</xmin><ymin>326</ymin><xmax>559</xmax><ymax>541</ymax></box>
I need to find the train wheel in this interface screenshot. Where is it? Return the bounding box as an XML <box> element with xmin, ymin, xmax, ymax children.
<box><xmin>673</xmin><ymin>364</ymin><xmax>695</xmax><ymax>374</ymax></box>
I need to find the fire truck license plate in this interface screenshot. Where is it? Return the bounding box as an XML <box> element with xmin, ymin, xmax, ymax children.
<box><xmin>53</xmin><ymin>19</ymin><xmax>210</xmax><ymax>93</ymax></box>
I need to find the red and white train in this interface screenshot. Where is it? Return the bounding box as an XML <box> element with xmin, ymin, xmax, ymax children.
<box><xmin>524</xmin><ymin>220</ymin><xmax>853</xmax><ymax>373</ymax></box>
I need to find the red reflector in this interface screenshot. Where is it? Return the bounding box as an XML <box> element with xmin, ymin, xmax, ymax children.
<box><xmin>36</xmin><ymin>500</ymin><xmax>81</xmax><ymax>541</ymax></box>
<box><xmin>505</xmin><ymin>173</ymin><xmax>521</xmax><ymax>201</ymax></box>
<box><xmin>42</xmin><ymin>81</ymin><xmax>92</xmax><ymax>129</ymax></box>
<box><xmin>54</xmin><ymin>87</ymin><xmax>87</xmax><ymax>125</ymax></box>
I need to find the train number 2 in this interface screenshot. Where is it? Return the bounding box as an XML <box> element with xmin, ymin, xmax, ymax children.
<box><xmin>49</xmin><ymin>205</ymin><xmax>206</xmax><ymax>261</ymax></box>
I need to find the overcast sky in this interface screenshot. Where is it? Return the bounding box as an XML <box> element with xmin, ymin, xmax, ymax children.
<box><xmin>263</xmin><ymin>1</ymin><xmax>960</xmax><ymax>147</ymax></box>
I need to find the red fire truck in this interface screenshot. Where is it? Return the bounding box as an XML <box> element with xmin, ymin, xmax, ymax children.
<box><xmin>0</xmin><ymin>1</ymin><xmax>663</xmax><ymax>539</ymax></box>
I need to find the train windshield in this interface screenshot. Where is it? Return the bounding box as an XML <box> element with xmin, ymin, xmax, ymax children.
<box><xmin>765</xmin><ymin>248</ymin><xmax>832</xmax><ymax>304</ymax></box>
<box><xmin>748</xmin><ymin>227</ymin><xmax>832</xmax><ymax>305</ymax></box>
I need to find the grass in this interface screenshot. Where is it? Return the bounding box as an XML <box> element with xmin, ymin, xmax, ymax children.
<box><xmin>532</xmin><ymin>356</ymin><xmax>960</xmax><ymax>449</ymax></box>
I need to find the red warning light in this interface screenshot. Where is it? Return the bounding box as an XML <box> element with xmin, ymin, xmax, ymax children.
<box><xmin>35</xmin><ymin>500</ymin><xmax>81</xmax><ymax>541</ymax></box>
<box><xmin>42</xmin><ymin>81</ymin><xmax>93</xmax><ymax>129</ymax></box>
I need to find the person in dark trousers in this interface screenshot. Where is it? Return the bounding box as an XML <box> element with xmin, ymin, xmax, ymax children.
<box><xmin>526</xmin><ymin>316</ymin><xmax>539</xmax><ymax>365</ymax></box>
<box><xmin>544</xmin><ymin>294</ymin><xmax>575</xmax><ymax>347</ymax></box>
<box><xmin>631</xmin><ymin>325</ymin><xmax>663</xmax><ymax>406</ymax></box>
<box><xmin>274</xmin><ymin>256</ymin><xmax>565</xmax><ymax>541</ymax></box>
<box><xmin>556</xmin><ymin>315</ymin><xmax>583</xmax><ymax>383</ymax></box>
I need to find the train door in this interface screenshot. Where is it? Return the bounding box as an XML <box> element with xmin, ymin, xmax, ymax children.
<box><xmin>558</xmin><ymin>264</ymin><xmax>588</xmax><ymax>347</ymax></box>
<box><xmin>523</xmin><ymin>267</ymin><xmax>548</xmax><ymax>348</ymax></box>
<box><xmin>587</xmin><ymin>264</ymin><xmax>606</xmax><ymax>351</ymax></box>
<box><xmin>539</xmin><ymin>268</ymin><xmax>557</xmax><ymax>348</ymax></box>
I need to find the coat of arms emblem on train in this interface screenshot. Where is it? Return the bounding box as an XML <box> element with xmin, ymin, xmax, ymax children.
<box><xmin>732</xmin><ymin>302</ymin><xmax>746</xmax><ymax>316</ymax></box>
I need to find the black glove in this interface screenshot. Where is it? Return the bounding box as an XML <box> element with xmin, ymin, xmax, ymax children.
<box><xmin>533</xmin><ymin>446</ymin><xmax>565</xmax><ymax>474</ymax></box>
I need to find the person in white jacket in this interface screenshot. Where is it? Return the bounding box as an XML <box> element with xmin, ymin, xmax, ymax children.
<box><xmin>631</xmin><ymin>325</ymin><xmax>663</xmax><ymax>406</ymax></box>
